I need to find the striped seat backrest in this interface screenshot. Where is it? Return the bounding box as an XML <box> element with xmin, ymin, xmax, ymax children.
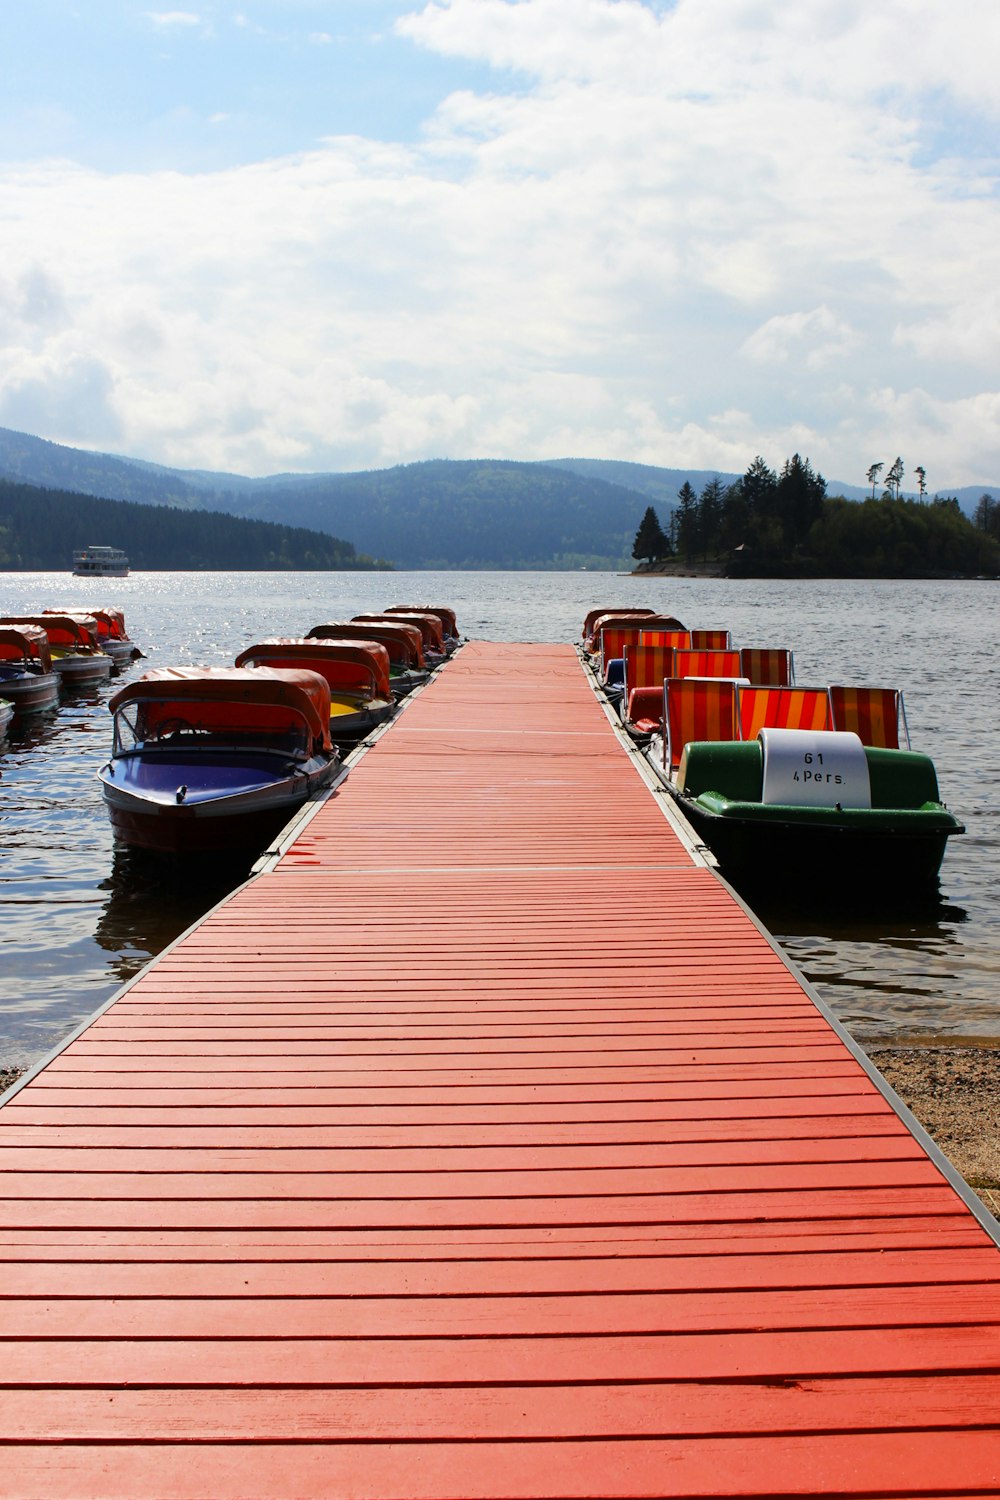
<box><xmin>829</xmin><ymin>685</ymin><xmax>907</xmax><ymax>748</ymax></box>
<box><xmin>600</xmin><ymin>625</ymin><xmax>651</xmax><ymax>672</ymax></box>
<box><xmin>672</xmin><ymin>648</ymin><xmax>743</xmax><ymax>680</ymax></box>
<box><xmin>738</xmin><ymin>686</ymin><xmax>833</xmax><ymax>740</ymax></box>
<box><xmin>624</xmin><ymin>643</ymin><xmax>679</xmax><ymax>695</ymax></box>
<box><xmin>637</xmin><ymin>629</ymin><xmax>691</xmax><ymax>652</ymax></box>
<box><xmin>690</xmin><ymin>629</ymin><xmax>732</xmax><ymax>649</ymax></box>
<box><xmin>740</xmin><ymin>648</ymin><xmax>794</xmax><ymax>686</ymax></box>
<box><xmin>664</xmin><ymin>678</ymin><xmax>739</xmax><ymax>768</ymax></box>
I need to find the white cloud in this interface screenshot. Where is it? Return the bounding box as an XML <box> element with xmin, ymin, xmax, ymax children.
<box><xmin>741</xmin><ymin>308</ymin><xmax>861</xmax><ymax>370</ymax></box>
<box><xmin>2</xmin><ymin>0</ymin><xmax>1000</xmax><ymax>484</ymax></box>
<box><xmin>144</xmin><ymin>11</ymin><xmax>202</xmax><ymax>27</ymax></box>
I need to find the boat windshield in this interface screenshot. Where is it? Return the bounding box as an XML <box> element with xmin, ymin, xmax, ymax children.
<box><xmin>114</xmin><ymin>700</ymin><xmax>311</xmax><ymax>758</ymax></box>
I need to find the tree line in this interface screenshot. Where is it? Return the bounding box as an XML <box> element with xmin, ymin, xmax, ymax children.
<box><xmin>632</xmin><ymin>455</ymin><xmax>1000</xmax><ymax>577</ymax></box>
<box><xmin>0</xmin><ymin>480</ymin><xmax>386</xmax><ymax>571</ymax></box>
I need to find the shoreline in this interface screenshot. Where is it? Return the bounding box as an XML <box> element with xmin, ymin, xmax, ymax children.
<box><xmin>3</xmin><ymin>1048</ymin><xmax>997</xmax><ymax>1227</ymax></box>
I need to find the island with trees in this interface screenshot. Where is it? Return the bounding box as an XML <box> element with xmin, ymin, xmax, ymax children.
<box><xmin>632</xmin><ymin>455</ymin><xmax>1000</xmax><ymax>578</ymax></box>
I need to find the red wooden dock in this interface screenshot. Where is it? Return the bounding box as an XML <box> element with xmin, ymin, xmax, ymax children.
<box><xmin>2</xmin><ymin>640</ymin><xmax>1000</xmax><ymax>1498</ymax></box>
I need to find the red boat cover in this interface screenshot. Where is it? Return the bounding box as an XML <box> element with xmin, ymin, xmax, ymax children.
<box><xmin>110</xmin><ymin>667</ymin><xmax>333</xmax><ymax>749</ymax></box>
<box><xmin>308</xmin><ymin>621</ymin><xmax>425</xmax><ymax>669</ymax></box>
<box><xmin>0</xmin><ymin>624</ymin><xmax>53</xmax><ymax>670</ymax></box>
<box><xmin>354</xmin><ymin>612</ymin><xmax>443</xmax><ymax>653</ymax></box>
<box><xmin>4</xmin><ymin>613</ymin><xmax>101</xmax><ymax>650</ymax></box>
<box><xmin>581</xmin><ymin>606</ymin><xmax>655</xmax><ymax>638</ymax></box>
<box><xmin>47</xmin><ymin>606</ymin><xmax>129</xmax><ymax>641</ymax></box>
<box><xmin>384</xmin><ymin>605</ymin><xmax>458</xmax><ymax>638</ymax></box>
<box><xmin>235</xmin><ymin>638</ymin><xmax>392</xmax><ymax>701</ymax></box>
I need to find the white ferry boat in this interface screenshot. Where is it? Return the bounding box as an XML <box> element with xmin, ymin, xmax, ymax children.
<box><xmin>72</xmin><ymin>545</ymin><xmax>130</xmax><ymax>577</ymax></box>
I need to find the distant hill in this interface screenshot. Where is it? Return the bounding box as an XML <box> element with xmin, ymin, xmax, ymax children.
<box><xmin>0</xmin><ymin>479</ymin><xmax>384</xmax><ymax>571</ymax></box>
<box><xmin>0</xmin><ymin>426</ymin><xmax>996</xmax><ymax>570</ymax></box>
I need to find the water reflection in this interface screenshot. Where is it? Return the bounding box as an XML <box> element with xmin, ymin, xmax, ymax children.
<box><xmin>95</xmin><ymin>847</ymin><xmax>254</xmax><ymax>985</ymax></box>
<box><xmin>738</xmin><ymin>879</ymin><xmax>993</xmax><ymax>1042</ymax></box>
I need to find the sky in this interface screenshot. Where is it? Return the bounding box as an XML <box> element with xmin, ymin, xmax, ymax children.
<box><xmin>1</xmin><ymin>0</ymin><xmax>999</xmax><ymax>490</ymax></box>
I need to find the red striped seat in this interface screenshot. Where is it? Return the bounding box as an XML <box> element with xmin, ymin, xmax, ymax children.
<box><xmin>738</xmin><ymin>685</ymin><xmax>833</xmax><ymax>740</ymax></box>
<box><xmin>624</xmin><ymin>642</ymin><xmax>684</xmax><ymax>695</ymax></box>
<box><xmin>664</xmin><ymin>678</ymin><xmax>740</xmax><ymax>768</ymax></box>
<box><xmin>740</xmin><ymin>648</ymin><xmax>794</xmax><ymax>686</ymax></box>
<box><xmin>672</xmin><ymin>648</ymin><xmax>743</xmax><ymax>680</ymax></box>
<box><xmin>690</xmin><ymin>628</ymin><xmax>732</xmax><ymax>649</ymax></box>
<box><xmin>830</xmin><ymin>685</ymin><xmax>908</xmax><ymax>748</ymax></box>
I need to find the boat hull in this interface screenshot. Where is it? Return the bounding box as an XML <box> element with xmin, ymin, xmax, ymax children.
<box><xmin>0</xmin><ymin>670</ymin><xmax>60</xmax><ymax>713</ymax></box>
<box><xmin>99</xmin><ymin>752</ymin><xmax>344</xmax><ymax>856</ymax></box>
<box><xmin>52</xmin><ymin>652</ymin><xmax>113</xmax><ymax>687</ymax></box>
<box><xmin>669</xmin><ymin>786</ymin><xmax>958</xmax><ymax>890</ymax></box>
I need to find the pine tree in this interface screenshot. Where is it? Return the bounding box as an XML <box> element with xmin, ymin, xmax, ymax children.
<box><xmin>632</xmin><ymin>505</ymin><xmax>670</xmax><ymax>564</ymax></box>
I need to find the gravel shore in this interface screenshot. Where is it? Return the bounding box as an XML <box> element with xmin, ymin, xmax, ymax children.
<box><xmin>2</xmin><ymin>1049</ymin><xmax>997</xmax><ymax>1227</ymax></box>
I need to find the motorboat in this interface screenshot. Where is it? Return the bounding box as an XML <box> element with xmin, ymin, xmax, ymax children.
<box><xmin>353</xmin><ymin>612</ymin><xmax>447</xmax><ymax>667</ymax></box>
<box><xmin>98</xmin><ymin>666</ymin><xmax>345</xmax><ymax>856</ymax></box>
<box><xmin>641</xmin><ymin>676</ymin><xmax>964</xmax><ymax>891</ymax></box>
<box><xmin>383</xmin><ymin>605</ymin><xmax>461</xmax><ymax>653</ymax></box>
<box><xmin>306</xmin><ymin>621</ymin><xmax>429</xmax><ymax>695</ymax></box>
<box><xmin>0</xmin><ymin>625</ymin><xmax>61</xmax><ymax>713</ymax></box>
<box><xmin>47</xmin><ymin>606</ymin><xmax>141</xmax><ymax>667</ymax></box>
<box><xmin>72</xmin><ymin>544</ymin><xmax>129</xmax><ymax>577</ymax></box>
<box><xmin>2</xmin><ymin>613</ymin><xmax>112</xmax><ymax>688</ymax></box>
<box><xmin>235</xmin><ymin>637</ymin><xmax>396</xmax><ymax>744</ymax></box>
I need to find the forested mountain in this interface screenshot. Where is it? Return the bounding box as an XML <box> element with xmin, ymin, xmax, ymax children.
<box><xmin>0</xmin><ymin>425</ymin><xmax>997</xmax><ymax>571</ymax></box>
<box><xmin>0</xmin><ymin>481</ymin><xmax>382</xmax><ymax>571</ymax></box>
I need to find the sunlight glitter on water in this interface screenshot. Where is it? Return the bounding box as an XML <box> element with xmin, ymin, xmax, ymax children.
<box><xmin>0</xmin><ymin>570</ymin><xmax>996</xmax><ymax>1067</ymax></box>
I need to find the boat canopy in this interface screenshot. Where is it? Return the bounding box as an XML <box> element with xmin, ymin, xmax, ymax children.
<box><xmin>385</xmin><ymin>605</ymin><xmax>458</xmax><ymax>638</ymax></box>
<box><xmin>308</xmin><ymin>621</ymin><xmax>425</xmax><ymax>669</ymax></box>
<box><xmin>47</xmin><ymin>606</ymin><xmax>129</xmax><ymax>642</ymax></box>
<box><xmin>3</xmin><ymin>613</ymin><xmax>101</xmax><ymax>650</ymax></box>
<box><xmin>0</xmin><ymin>624</ymin><xmax>53</xmax><ymax>670</ymax></box>
<box><xmin>110</xmin><ymin>667</ymin><xmax>332</xmax><ymax>750</ymax></box>
<box><xmin>356</xmin><ymin>612</ymin><xmax>444</xmax><ymax>653</ymax></box>
<box><xmin>582</xmin><ymin>607</ymin><xmax>655</xmax><ymax>639</ymax></box>
<box><xmin>235</xmin><ymin>638</ymin><xmax>391</xmax><ymax>701</ymax></box>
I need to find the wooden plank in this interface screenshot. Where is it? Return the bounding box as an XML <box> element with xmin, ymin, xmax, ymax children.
<box><xmin>2</xmin><ymin>1433</ymin><xmax>1000</xmax><ymax>1500</ymax></box>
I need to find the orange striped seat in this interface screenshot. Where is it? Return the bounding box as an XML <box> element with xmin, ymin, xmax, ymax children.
<box><xmin>672</xmin><ymin>648</ymin><xmax>743</xmax><ymax>679</ymax></box>
<box><xmin>664</xmin><ymin>678</ymin><xmax>739</xmax><ymax>768</ymax></box>
<box><xmin>740</xmin><ymin>648</ymin><xmax>794</xmax><ymax>686</ymax></box>
<box><xmin>636</xmin><ymin>628</ymin><xmax>690</xmax><ymax>651</ymax></box>
<box><xmin>738</xmin><ymin>685</ymin><xmax>833</xmax><ymax>740</ymax></box>
<box><xmin>690</xmin><ymin>628</ymin><xmax>732</xmax><ymax>649</ymax></box>
<box><xmin>624</xmin><ymin>643</ymin><xmax>681</xmax><ymax>694</ymax></box>
<box><xmin>830</xmin><ymin>685</ymin><xmax>908</xmax><ymax>748</ymax></box>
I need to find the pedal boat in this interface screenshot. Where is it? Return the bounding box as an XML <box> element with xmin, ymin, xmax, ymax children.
<box><xmin>99</xmin><ymin>666</ymin><xmax>344</xmax><ymax>856</ymax></box>
<box><xmin>235</xmin><ymin>637</ymin><xmax>396</xmax><ymax>745</ymax></box>
<box><xmin>0</xmin><ymin>625</ymin><xmax>61</xmax><ymax>713</ymax></box>
<box><xmin>3</xmin><ymin>613</ymin><xmax>112</xmax><ymax>687</ymax></box>
<box><xmin>353</xmin><ymin>612</ymin><xmax>447</xmax><ymax>669</ymax></box>
<box><xmin>47</xmin><ymin>606</ymin><xmax>141</xmax><ymax>666</ymax></box>
<box><xmin>644</xmin><ymin>679</ymin><xmax>964</xmax><ymax>891</ymax></box>
<box><xmin>307</xmin><ymin>621</ymin><xmax>429</xmax><ymax>696</ymax></box>
<box><xmin>383</xmin><ymin>605</ymin><xmax>461</xmax><ymax>654</ymax></box>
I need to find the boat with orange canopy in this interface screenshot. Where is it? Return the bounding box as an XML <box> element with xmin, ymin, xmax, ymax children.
<box><xmin>306</xmin><ymin>621</ymin><xmax>428</xmax><ymax>695</ymax></box>
<box><xmin>383</xmin><ymin>605</ymin><xmax>460</xmax><ymax>652</ymax></box>
<box><xmin>98</xmin><ymin>667</ymin><xmax>344</xmax><ymax>855</ymax></box>
<box><xmin>47</xmin><ymin>606</ymin><xmax>141</xmax><ymax>666</ymax></box>
<box><xmin>2</xmin><ymin>613</ymin><xmax>112</xmax><ymax>687</ymax></box>
<box><xmin>0</xmin><ymin>625</ymin><xmax>61</xmax><ymax>713</ymax></box>
<box><xmin>235</xmin><ymin>637</ymin><xmax>395</xmax><ymax>743</ymax></box>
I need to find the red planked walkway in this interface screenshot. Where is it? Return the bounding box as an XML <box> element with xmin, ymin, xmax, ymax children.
<box><xmin>2</xmin><ymin>641</ymin><xmax>1000</xmax><ymax>1498</ymax></box>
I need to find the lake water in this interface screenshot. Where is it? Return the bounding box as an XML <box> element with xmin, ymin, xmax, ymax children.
<box><xmin>0</xmin><ymin>570</ymin><xmax>997</xmax><ymax>1070</ymax></box>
